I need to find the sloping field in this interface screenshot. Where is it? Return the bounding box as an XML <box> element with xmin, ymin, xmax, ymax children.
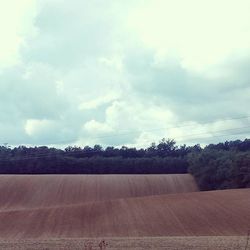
<box><xmin>0</xmin><ymin>188</ymin><xmax>249</xmax><ymax>239</ymax></box>
<box><xmin>0</xmin><ymin>174</ymin><xmax>198</xmax><ymax>210</ymax></box>
<box><xmin>0</xmin><ymin>174</ymin><xmax>249</xmax><ymax>250</ymax></box>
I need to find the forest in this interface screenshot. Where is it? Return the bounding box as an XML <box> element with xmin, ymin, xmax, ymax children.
<box><xmin>0</xmin><ymin>138</ymin><xmax>250</xmax><ymax>191</ymax></box>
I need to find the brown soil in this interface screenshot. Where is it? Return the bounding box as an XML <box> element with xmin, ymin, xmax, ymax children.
<box><xmin>0</xmin><ymin>187</ymin><xmax>249</xmax><ymax>239</ymax></box>
<box><xmin>0</xmin><ymin>174</ymin><xmax>249</xmax><ymax>250</ymax></box>
<box><xmin>0</xmin><ymin>174</ymin><xmax>198</xmax><ymax>210</ymax></box>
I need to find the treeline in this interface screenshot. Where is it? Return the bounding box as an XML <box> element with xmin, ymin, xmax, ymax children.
<box><xmin>0</xmin><ymin>156</ymin><xmax>187</xmax><ymax>174</ymax></box>
<box><xmin>188</xmin><ymin>140</ymin><xmax>250</xmax><ymax>190</ymax></box>
<box><xmin>0</xmin><ymin>138</ymin><xmax>250</xmax><ymax>190</ymax></box>
<box><xmin>0</xmin><ymin>139</ymin><xmax>190</xmax><ymax>174</ymax></box>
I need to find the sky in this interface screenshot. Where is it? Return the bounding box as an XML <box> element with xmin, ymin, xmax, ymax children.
<box><xmin>0</xmin><ymin>0</ymin><xmax>250</xmax><ymax>148</ymax></box>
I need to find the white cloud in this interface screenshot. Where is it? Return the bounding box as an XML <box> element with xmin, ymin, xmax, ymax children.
<box><xmin>98</xmin><ymin>56</ymin><xmax>123</xmax><ymax>72</ymax></box>
<box><xmin>0</xmin><ymin>0</ymin><xmax>37</xmax><ymax>68</ymax></box>
<box><xmin>80</xmin><ymin>100</ymin><xmax>179</xmax><ymax>147</ymax></box>
<box><xmin>79</xmin><ymin>94</ymin><xmax>118</xmax><ymax>111</ymax></box>
<box><xmin>128</xmin><ymin>0</ymin><xmax>250</xmax><ymax>76</ymax></box>
<box><xmin>0</xmin><ymin>0</ymin><xmax>250</xmax><ymax>147</ymax></box>
<box><xmin>83</xmin><ymin>120</ymin><xmax>113</xmax><ymax>134</ymax></box>
<box><xmin>25</xmin><ymin>119</ymin><xmax>54</xmax><ymax>136</ymax></box>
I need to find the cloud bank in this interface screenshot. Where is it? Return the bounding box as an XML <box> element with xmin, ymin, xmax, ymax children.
<box><xmin>0</xmin><ymin>0</ymin><xmax>250</xmax><ymax>147</ymax></box>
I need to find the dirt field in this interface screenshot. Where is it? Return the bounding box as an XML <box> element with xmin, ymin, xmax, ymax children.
<box><xmin>0</xmin><ymin>236</ymin><xmax>248</xmax><ymax>250</ymax></box>
<box><xmin>0</xmin><ymin>187</ymin><xmax>249</xmax><ymax>238</ymax></box>
<box><xmin>0</xmin><ymin>174</ymin><xmax>198</xmax><ymax>210</ymax></box>
<box><xmin>0</xmin><ymin>174</ymin><xmax>249</xmax><ymax>249</ymax></box>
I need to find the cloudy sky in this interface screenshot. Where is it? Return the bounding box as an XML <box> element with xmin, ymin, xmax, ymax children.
<box><xmin>0</xmin><ymin>0</ymin><xmax>250</xmax><ymax>148</ymax></box>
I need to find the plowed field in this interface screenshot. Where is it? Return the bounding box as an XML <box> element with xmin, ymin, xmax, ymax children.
<box><xmin>0</xmin><ymin>174</ymin><xmax>249</xmax><ymax>249</ymax></box>
<box><xmin>0</xmin><ymin>188</ymin><xmax>249</xmax><ymax>239</ymax></box>
<box><xmin>0</xmin><ymin>174</ymin><xmax>198</xmax><ymax>210</ymax></box>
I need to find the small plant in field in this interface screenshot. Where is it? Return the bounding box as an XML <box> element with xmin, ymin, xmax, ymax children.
<box><xmin>99</xmin><ymin>240</ymin><xmax>108</xmax><ymax>249</ymax></box>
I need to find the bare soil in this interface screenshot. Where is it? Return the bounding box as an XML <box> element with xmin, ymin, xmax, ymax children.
<box><xmin>0</xmin><ymin>187</ymin><xmax>249</xmax><ymax>238</ymax></box>
<box><xmin>0</xmin><ymin>174</ymin><xmax>198</xmax><ymax>210</ymax></box>
<box><xmin>0</xmin><ymin>174</ymin><xmax>249</xmax><ymax>250</ymax></box>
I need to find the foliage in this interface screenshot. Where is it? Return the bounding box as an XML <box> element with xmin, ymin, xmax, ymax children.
<box><xmin>0</xmin><ymin>139</ymin><xmax>189</xmax><ymax>174</ymax></box>
<box><xmin>188</xmin><ymin>140</ymin><xmax>250</xmax><ymax>190</ymax></box>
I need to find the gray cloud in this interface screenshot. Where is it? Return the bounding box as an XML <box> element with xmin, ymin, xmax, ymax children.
<box><xmin>123</xmin><ymin>48</ymin><xmax>250</xmax><ymax>122</ymax></box>
<box><xmin>0</xmin><ymin>0</ymin><xmax>249</xmax><ymax>147</ymax></box>
<box><xmin>22</xmin><ymin>0</ymin><xmax>127</xmax><ymax>69</ymax></box>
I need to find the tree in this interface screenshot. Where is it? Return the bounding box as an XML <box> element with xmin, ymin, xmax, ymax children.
<box><xmin>156</xmin><ymin>138</ymin><xmax>177</xmax><ymax>157</ymax></box>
